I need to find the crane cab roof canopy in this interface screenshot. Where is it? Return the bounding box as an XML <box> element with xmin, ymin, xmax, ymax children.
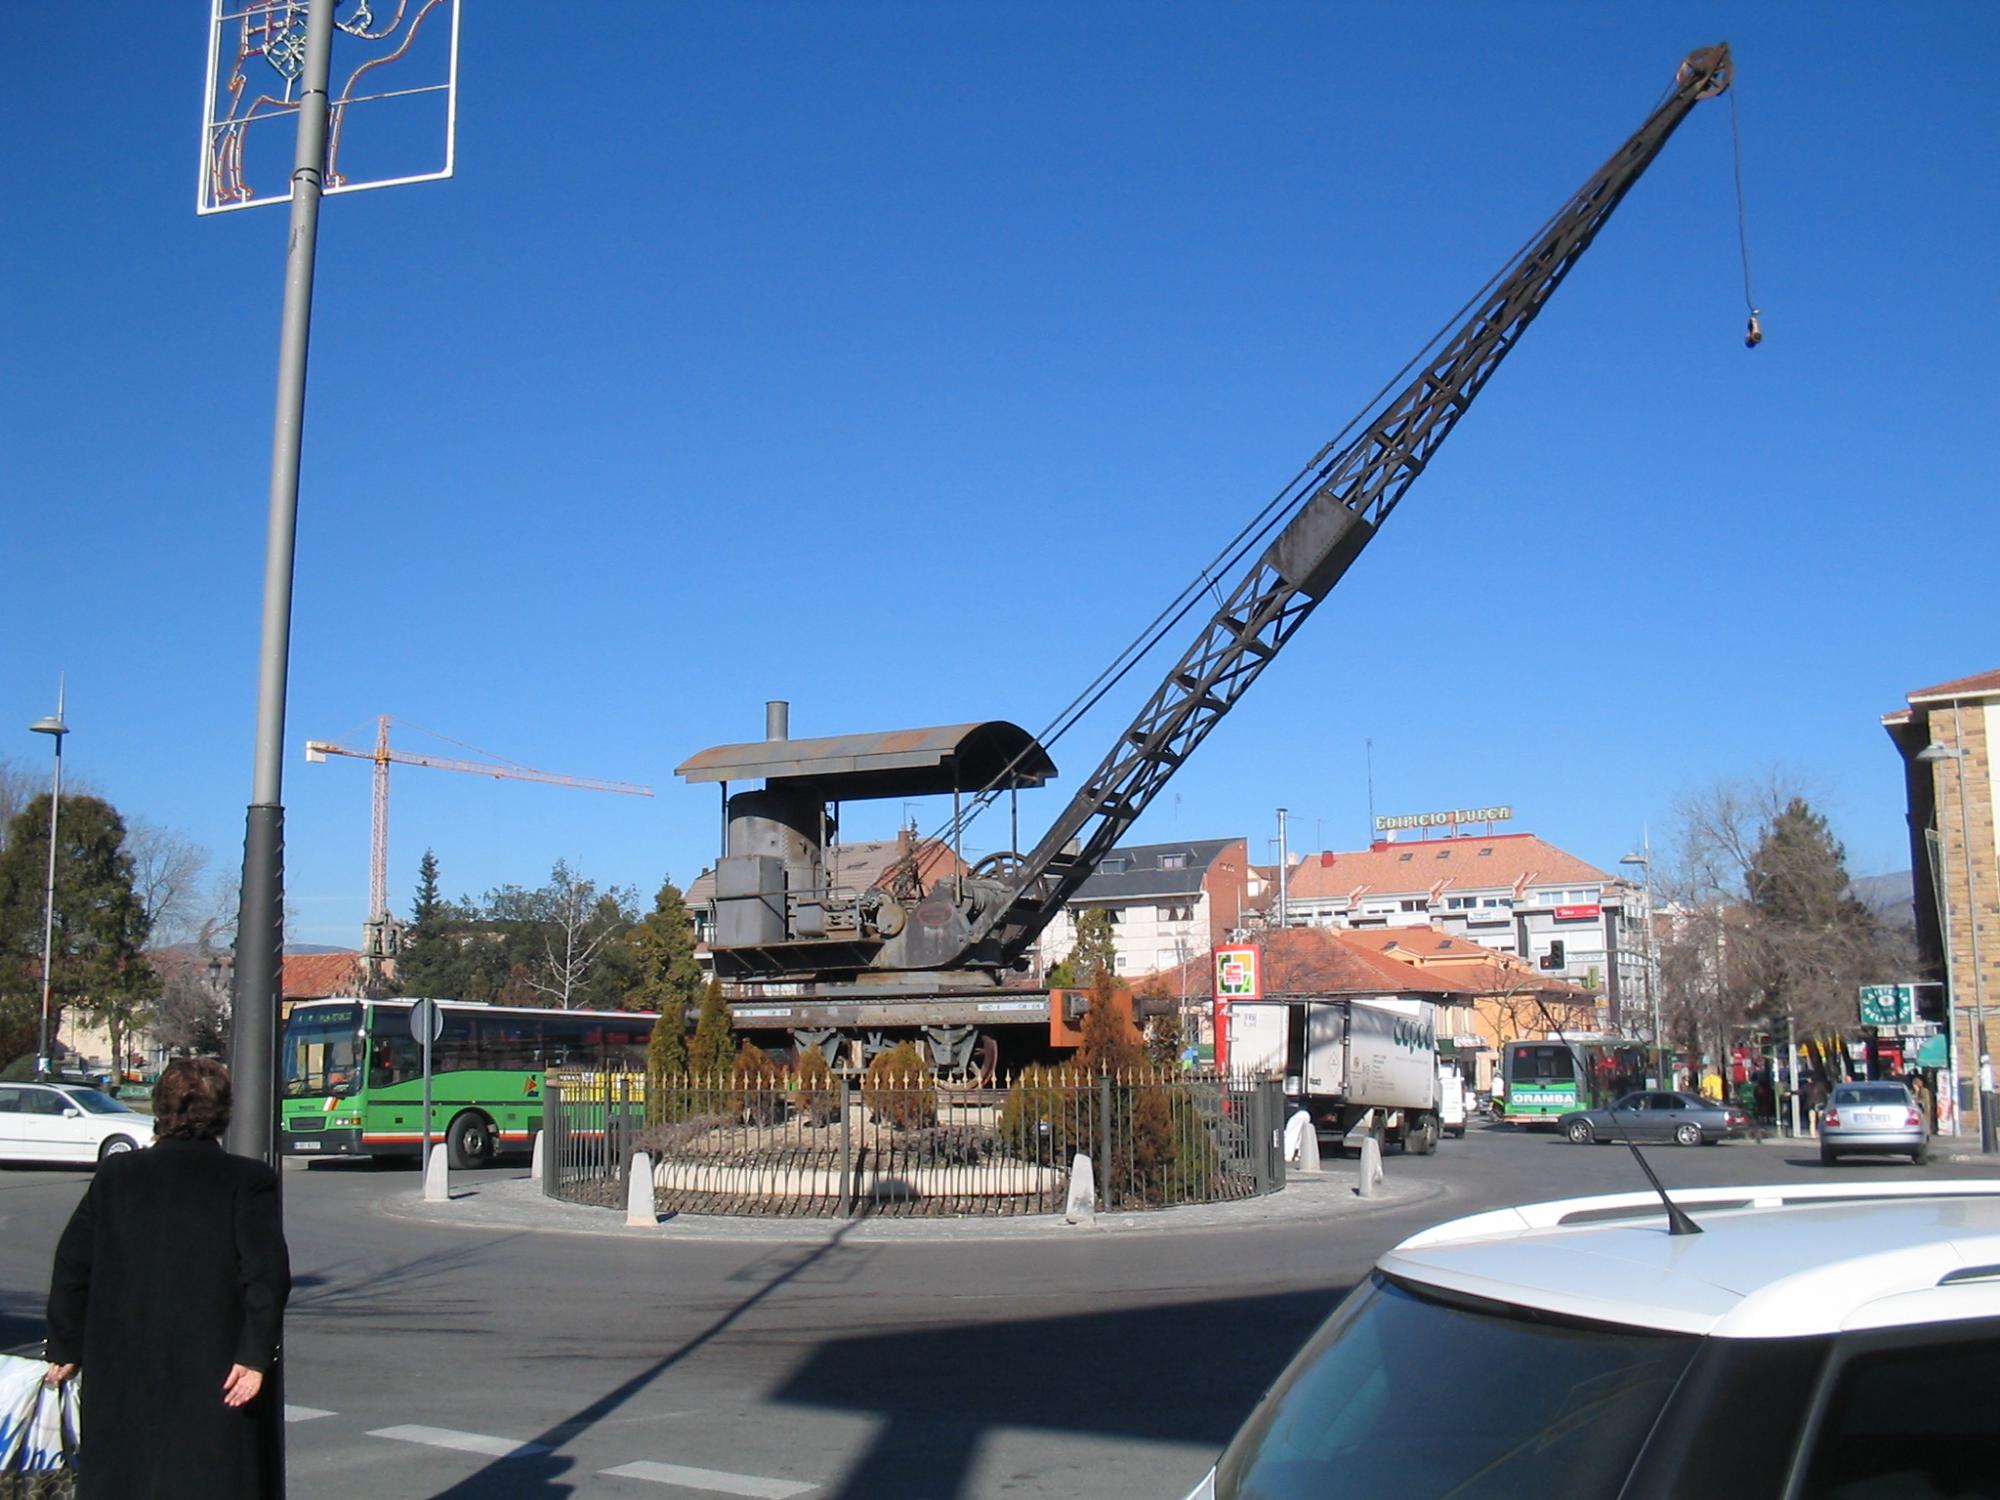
<box><xmin>675</xmin><ymin>721</ymin><xmax>1056</xmax><ymax>802</ymax></box>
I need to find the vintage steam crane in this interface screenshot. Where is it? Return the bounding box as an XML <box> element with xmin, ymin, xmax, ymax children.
<box><xmin>679</xmin><ymin>45</ymin><xmax>1737</xmax><ymax>1073</ymax></box>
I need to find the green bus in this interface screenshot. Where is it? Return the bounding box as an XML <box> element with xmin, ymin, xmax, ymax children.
<box><xmin>280</xmin><ymin>998</ymin><xmax>656</xmax><ymax>1166</ymax></box>
<box><xmin>1497</xmin><ymin>1039</ymin><xmax>1588</xmax><ymax>1126</ymax></box>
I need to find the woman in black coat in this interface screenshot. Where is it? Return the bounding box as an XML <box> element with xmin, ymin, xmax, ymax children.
<box><xmin>44</xmin><ymin>1058</ymin><xmax>291</xmax><ymax>1500</ymax></box>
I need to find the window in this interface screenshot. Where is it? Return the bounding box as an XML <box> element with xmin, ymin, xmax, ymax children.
<box><xmin>1799</xmin><ymin>1334</ymin><xmax>2000</xmax><ymax>1499</ymax></box>
<box><xmin>1162</xmin><ymin>903</ymin><xmax>1193</xmax><ymax>922</ymax></box>
<box><xmin>1102</xmin><ymin>858</ymin><xmax>1128</xmax><ymax>874</ymax></box>
<box><xmin>1435</xmin><ymin>850</ymin><xmax>1451</xmax><ymax>860</ymax></box>
<box><xmin>1477</xmin><ymin>847</ymin><xmax>1494</xmax><ymax>857</ymax></box>
<box><xmin>1398</xmin><ymin>852</ymin><xmax>1414</xmax><ymax>863</ymax></box>
<box><xmin>1160</xmin><ymin>853</ymin><xmax>1188</xmax><ymax>870</ymax></box>
<box><xmin>1400</xmin><ymin>899</ymin><xmax>1424</xmax><ymax>912</ymax></box>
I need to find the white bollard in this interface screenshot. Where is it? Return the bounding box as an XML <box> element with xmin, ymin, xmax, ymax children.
<box><xmin>529</xmin><ymin>1129</ymin><xmax>543</xmax><ymax>1183</ymax></box>
<box><xmin>1065</xmin><ymin>1151</ymin><xmax>1097</xmax><ymax>1225</ymax></box>
<box><xmin>423</xmin><ymin>1142</ymin><xmax>450</xmax><ymax>1203</ymax></box>
<box><xmin>1296</xmin><ymin>1123</ymin><xmax>1322</xmax><ymax>1176</ymax></box>
<box><xmin>625</xmin><ymin>1150</ymin><xmax>656</xmax><ymax>1227</ymax></box>
<box><xmin>1357</xmin><ymin>1136</ymin><xmax>1384</xmax><ymax>1198</ymax></box>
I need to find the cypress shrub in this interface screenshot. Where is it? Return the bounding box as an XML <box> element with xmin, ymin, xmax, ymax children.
<box><xmin>861</xmin><ymin>1041</ymin><xmax>936</xmax><ymax>1130</ymax></box>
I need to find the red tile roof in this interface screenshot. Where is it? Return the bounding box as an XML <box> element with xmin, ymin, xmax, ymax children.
<box><xmin>282</xmin><ymin>952</ymin><xmax>368</xmax><ymax>999</ymax></box>
<box><xmin>1908</xmin><ymin>668</ymin><xmax>2000</xmax><ymax>703</ymax></box>
<box><xmin>1284</xmin><ymin>832</ymin><xmax>1611</xmax><ymax>903</ymax></box>
<box><xmin>1148</xmin><ymin>928</ymin><xmax>1485</xmax><ymax>999</ymax></box>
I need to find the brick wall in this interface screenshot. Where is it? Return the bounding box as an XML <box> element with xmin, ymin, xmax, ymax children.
<box><xmin>1936</xmin><ymin>702</ymin><xmax>2000</xmax><ymax>1103</ymax></box>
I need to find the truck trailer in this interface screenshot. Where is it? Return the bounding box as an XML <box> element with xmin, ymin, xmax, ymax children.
<box><xmin>1227</xmin><ymin>997</ymin><xmax>1444</xmax><ymax>1155</ymax></box>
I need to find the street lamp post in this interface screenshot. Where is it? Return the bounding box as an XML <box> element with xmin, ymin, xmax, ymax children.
<box><xmin>1620</xmin><ymin>842</ymin><xmax>1660</xmax><ymax>1088</ymax></box>
<box><xmin>30</xmin><ymin>684</ymin><xmax>68</xmax><ymax>1078</ymax></box>
<box><xmin>1918</xmin><ymin>738</ymin><xmax>1993</xmax><ymax>1153</ymax></box>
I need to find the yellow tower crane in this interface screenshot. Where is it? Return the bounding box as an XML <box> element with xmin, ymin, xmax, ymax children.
<box><xmin>305</xmin><ymin>715</ymin><xmax>653</xmax><ymax>978</ymax></box>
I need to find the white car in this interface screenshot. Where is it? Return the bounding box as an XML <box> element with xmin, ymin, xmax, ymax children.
<box><xmin>0</xmin><ymin>1082</ymin><xmax>151</xmax><ymax>1164</ymax></box>
<box><xmin>1186</xmin><ymin>1180</ymin><xmax>2000</xmax><ymax>1498</ymax></box>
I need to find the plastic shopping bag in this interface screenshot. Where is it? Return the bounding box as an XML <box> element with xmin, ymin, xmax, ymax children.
<box><xmin>0</xmin><ymin>1354</ymin><xmax>77</xmax><ymax>1498</ymax></box>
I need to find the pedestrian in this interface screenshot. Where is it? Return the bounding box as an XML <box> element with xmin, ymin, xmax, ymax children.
<box><xmin>44</xmin><ymin>1057</ymin><xmax>291</xmax><ymax>1500</ymax></box>
<box><xmin>1807</xmin><ymin>1073</ymin><xmax>1829</xmax><ymax>1137</ymax></box>
<box><xmin>1908</xmin><ymin>1071</ymin><xmax>1934</xmax><ymax>1134</ymax></box>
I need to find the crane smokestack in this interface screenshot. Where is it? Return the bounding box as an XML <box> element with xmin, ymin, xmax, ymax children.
<box><xmin>766</xmin><ymin>700</ymin><xmax>789</xmax><ymax>741</ymax></box>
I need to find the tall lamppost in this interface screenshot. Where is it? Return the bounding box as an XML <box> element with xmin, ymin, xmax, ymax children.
<box><xmin>1918</xmin><ymin>738</ymin><xmax>1993</xmax><ymax>1153</ymax></box>
<box><xmin>30</xmin><ymin>685</ymin><xmax>68</xmax><ymax>1077</ymax></box>
<box><xmin>1620</xmin><ymin>842</ymin><xmax>1660</xmax><ymax>1087</ymax></box>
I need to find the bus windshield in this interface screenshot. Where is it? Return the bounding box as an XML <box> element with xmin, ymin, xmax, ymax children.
<box><xmin>283</xmin><ymin>1005</ymin><xmax>364</xmax><ymax>1098</ymax></box>
<box><xmin>1508</xmin><ymin>1045</ymin><xmax>1577</xmax><ymax>1083</ymax></box>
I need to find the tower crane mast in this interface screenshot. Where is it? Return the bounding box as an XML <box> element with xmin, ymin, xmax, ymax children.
<box><xmin>306</xmin><ymin>715</ymin><xmax>652</xmax><ymax>970</ymax></box>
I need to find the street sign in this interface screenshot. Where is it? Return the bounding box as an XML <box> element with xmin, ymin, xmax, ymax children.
<box><xmin>408</xmin><ymin>998</ymin><xmax>443</xmax><ymax>1171</ymax></box>
<box><xmin>407</xmin><ymin>997</ymin><xmax>444</xmax><ymax>1042</ymax></box>
<box><xmin>1858</xmin><ymin>984</ymin><xmax>1917</xmax><ymax>1027</ymax></box>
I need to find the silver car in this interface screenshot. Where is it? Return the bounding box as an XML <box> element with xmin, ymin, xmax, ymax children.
<box><xmin>1821</xmin><ymin>1081</ymin><xmax>1928</xmax><ymax>1166</ymax></box>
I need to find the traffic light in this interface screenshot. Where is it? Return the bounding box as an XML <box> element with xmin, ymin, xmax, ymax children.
<box><xmin>1539</xmin><ymin>940</ymin><xmax>1566</xmax><ymax>971</ymax></box>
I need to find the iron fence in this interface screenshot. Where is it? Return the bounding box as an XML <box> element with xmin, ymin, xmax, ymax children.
<box><xmin>542</xmin><ymin>1068</ymin><xmax>1284</xmax><ymax>1219</ymax></box>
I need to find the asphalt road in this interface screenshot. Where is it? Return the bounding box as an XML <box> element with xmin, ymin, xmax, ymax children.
<box><xmin>6</xmin><ymin>1124</ymin><xmax>1999</xmax><ymax>1500</ymax></box>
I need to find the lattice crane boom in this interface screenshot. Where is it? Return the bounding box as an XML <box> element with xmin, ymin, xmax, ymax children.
<box><xmin>305</xmin><ymin>715</ymin><xmax>653</xmax><ymax>942</ymax></box>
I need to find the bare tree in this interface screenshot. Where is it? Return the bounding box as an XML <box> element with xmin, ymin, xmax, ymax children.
<box><xmin>126</xmin><ymin>820</ymin><xmax>213</xmax><ymax>949</ymax></box>
<box><xmin>0</xmin><ymin>757</ymin><xmax>39</xmax><ymax>851</ymax></box>
<box><xmin>528</xmin><ymin>861</ymin><xmax>638</xmax><ymax>1009</ymax></box>
<box><xmin>1658</xmin><ymin>775</ymin><xmax>1901</xmax><ymax>1068</ymax></box>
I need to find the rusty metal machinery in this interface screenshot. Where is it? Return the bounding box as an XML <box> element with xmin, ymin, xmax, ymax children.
<box><xmin>682</xmin><ymin>45</ymin><xmax>1734</xmax><ymax>1063</ymax></box>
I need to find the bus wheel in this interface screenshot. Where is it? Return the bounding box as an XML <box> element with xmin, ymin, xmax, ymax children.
<box><xmin>448</xmin><ymin>1111</ymin><xmax>496</xmax><ymax>1170</ymax></box>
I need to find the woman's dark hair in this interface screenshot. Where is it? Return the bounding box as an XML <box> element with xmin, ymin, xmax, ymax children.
<box><xmin>153</xmin><ymin>1057</ymin><xmax>233</xmax><ymax>1141</ymax></box>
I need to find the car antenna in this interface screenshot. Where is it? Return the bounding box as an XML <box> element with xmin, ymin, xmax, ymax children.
<box><xmin>1529</xmin><ymin>995</ymin><xmax>1702</xmax><ymax>1236</ymax></box>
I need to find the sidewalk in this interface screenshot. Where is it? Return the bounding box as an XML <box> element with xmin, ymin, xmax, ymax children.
<box><xmin>376</xmin><ymin>1158</ymin><xmax>1447</xmax><ymax>1244</ymax></box>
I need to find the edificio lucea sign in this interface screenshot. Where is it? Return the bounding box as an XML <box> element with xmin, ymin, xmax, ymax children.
<box><xmin>1374</xmin><ymin>805</ymin><xmax>1513</xmax><ymax>832</ymax></box>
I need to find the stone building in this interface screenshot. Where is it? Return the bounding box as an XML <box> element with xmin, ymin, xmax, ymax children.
<box><xmin>1883</xmin><ymin>667</ymin><xmax>2000</xmax><ymax>1132</ymax></box>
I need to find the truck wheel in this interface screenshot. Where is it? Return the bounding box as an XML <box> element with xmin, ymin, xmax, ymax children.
<box><xmin>447</xmin><ymin>1111</ymin><xmax>497</xmax><ymax>1170</ymax></box>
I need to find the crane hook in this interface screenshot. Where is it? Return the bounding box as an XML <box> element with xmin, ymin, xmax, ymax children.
<box><xmin>1744</xmin><ymin>309</ymin><xmax>1763</xmax><ymax>349</ymax></box>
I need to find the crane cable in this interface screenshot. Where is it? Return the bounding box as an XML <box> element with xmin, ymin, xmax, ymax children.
<box><xmin>1728</xmin><ymin>92</ymin><xmax>1760</xmax><ymax>352</ymax></box>
<box><xmin>921</xmin><ymin>193</ymin><xmax>1579</xmax><ymax>868</ymax></box>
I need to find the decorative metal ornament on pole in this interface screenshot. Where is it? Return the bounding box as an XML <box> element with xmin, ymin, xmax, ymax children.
<box><xmin>30</xmin><ymin>685</ymin><xmax>68</xmax><ymax>1078</ymax></box>
<box><xmin>226</xmin><ymin>0</ymin><xmax>335</xmax><ymax>1173</ymax></box>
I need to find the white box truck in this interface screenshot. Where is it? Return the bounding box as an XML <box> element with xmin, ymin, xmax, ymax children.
<box><xmin>1227</xmin><ymin>997</ymin><xmax>1444</xmax><ymax>1154</ymax></box>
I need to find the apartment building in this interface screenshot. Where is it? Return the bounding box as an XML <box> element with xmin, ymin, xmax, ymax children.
<box><xmin>1037</xmin><ymin>837</ymin><xmax>1253</xmax><ymax>981</ymax></box>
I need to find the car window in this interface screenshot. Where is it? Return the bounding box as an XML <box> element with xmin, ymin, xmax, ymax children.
<box><xmin>1648</xmin><ymin>1093</ymin><xmax>1684</xmax><ymax>1110</ymax></box>
<box><xmin>1832</xmin><ymin>1084</ymin><xmax>1908</xmax><ymax>1106</ymax></box>
<box><xmin>1611</xmin><ymin>1094</ymin><xmax>1646</xmax><ymax>1112</ymax></box>
<box><xmin>20</xmin><ymin>1088</ymin><xmax>69</xmax><ymax>1116</ymax></box>
<box><xmin>1212</xmin><ymin>1275</ymin><xmax>1698</xmax><ymax>1500</ymax></box>
<box><xmin>58</xmin><ymin>1087</ymin><xmax>133</xmax><ymax>1115</ymax></box>
<box><xmin>1797</xmin><ymin>1332</ymin><xmax>2000</xmax><ymax>1499</ymax></box>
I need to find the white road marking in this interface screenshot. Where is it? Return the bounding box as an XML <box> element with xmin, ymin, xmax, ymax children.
<box><xmin>600</xmin><ymin>1460</ymin><xmax>816</xmax><ymax>1497</ymax></box>
<box><xmin>284</xmin><ymin>1405</ymin><xmax>335</xmax><ymax>1423</ymax></box>
<box><xmin>368</xmin><ymin>1423</ymin><xmax>552</xmax><ymax>1458</ymax></box>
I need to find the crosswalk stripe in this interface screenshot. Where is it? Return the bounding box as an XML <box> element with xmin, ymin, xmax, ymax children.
<box><xmin>600</xmin><ymin>1460</ymin><xmax>816</xmax><ymax>1497</ymax></box>
<box><xmin>368</xmin><ymin>1423</ymin><xmax>552</xmax><ymax>1458</ymax></box>
<box><xmin>284</xmin><ymin>1406</ymin><xmax>335</xmax><ymax>1423</ymax></box>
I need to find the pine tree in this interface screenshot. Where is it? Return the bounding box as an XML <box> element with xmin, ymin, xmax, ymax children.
<box><xmin>1069</xmin><ymin>907</ymin><xmax>1118</xmax><ymax>986</ymax></box>
<box><xmin>634</xmin><ymin>880</ymin><xmax>700</xmax><ymax>1119</ymax></box>
<box><xmin>397</xmin><ymin>849</ymin><xmax>468</xmax><ymax>999</ymax></box>
<box><xmin>690</xmin><ymin>977</ymin><xmax>735</xmax><ymax>1076</ymax></box>
<box><xmin>0</xmin><ymin>794</ymin><xmax>155</xmax><ymax>1072</ymax></box>
<box><xmin>1076</xmin><ymin>968</ymin><xmax>1144</xmax><ymax>1073</ymax></box>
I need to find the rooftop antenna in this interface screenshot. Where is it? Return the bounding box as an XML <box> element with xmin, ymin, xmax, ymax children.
<box><xmin>1365</xmin><ymin>738</ymin><xmax>1377</xmax><ymax>844</ymax></box>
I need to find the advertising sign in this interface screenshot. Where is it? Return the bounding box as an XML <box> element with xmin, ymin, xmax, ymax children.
<box><xmin>1214</xmin><ymin>945</ymin><xmax>1262</xmax><ymax>1000</ymax></box>
<box><xmin>1858</xmin><ymin>984</ymin><xmax>1917</xmax><ymax>1027</ymax></box>
<box><xmin>1374</xmin><ymin>804</ymin><xmax>1512</xmax><ymax>832</ymax></box>
<box><xmin>1554</xmin><ymin>904</ymin><xmax>1601</xmax><ymax>921</ymax></box>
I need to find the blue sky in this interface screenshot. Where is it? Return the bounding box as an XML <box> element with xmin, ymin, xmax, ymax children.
<box><xmin>4</xmin><ymin>4</ymin><xmax>1995</xmax><ymax>946</ymax></box>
